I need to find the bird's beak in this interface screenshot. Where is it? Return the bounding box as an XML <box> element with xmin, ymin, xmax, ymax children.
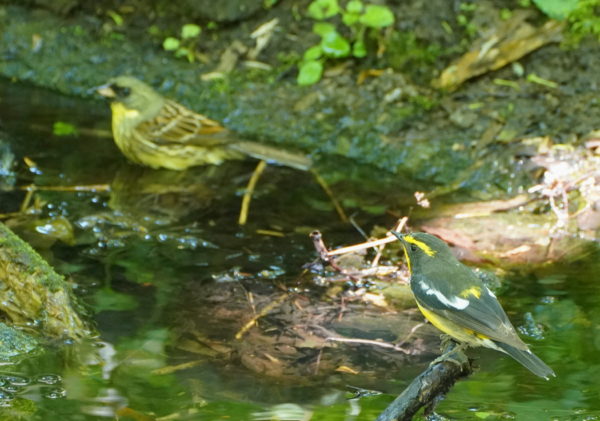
<box><xmin>94</xmin><ymin>83</ymin><xmax>116</xmax><ymax>98</ymax></box>
<box><xmin>391</xmin><ymin>231</ymin><xmax>411</xmax><ymax>272</ymax></box>
<box><xmin>391</xmin><ymin>231</ymin><xmax>405</xmax><ymax>243</ymax></box>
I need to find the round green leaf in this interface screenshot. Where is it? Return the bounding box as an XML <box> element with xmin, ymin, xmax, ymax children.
<box><xmin>181</xmin><ymin>23</ymin><xmax>201</xmax><ymax>39</ymax></box>
<box><xmin>163</xmin><ymin>37</ymin><xmax>180</xmax><ymax>51</ymax></box>
<box><xmin>346</xmin><ymin>0</ymin><xmax>363</xmax><ymax>14</ymax></box>
<box><xmin>304</xmin><ymin>45</ymin><xmax>323</xmax><ymax>61</ymax></box>
<box><xmin>532</xmin><ymin>0</ymin><xmax>578</xmax><ymax>20</ymax></box>
<box><xmin>342</xmin><ymin>12</ymin><xmax>359</xmax><ymax>26</ymax></box>
<box><xmin>359</xmin><ymin>5</ymin><xmax>395</xmax><ymax>28</ymax></box>
<box><xmin>307</xmin><ymin>0</ymin><xmax>340</xmax><ymax>20</ymax></box>
<box><xmin>320</xmin><ymin>31</ymin><xmax>351</xmax><ymax>58</ymax></box>
<box><xmin>313</xmin><ymin>22</ymin><xmax>336</xmax><ymax>37</ymax></box>
<box><xmin>297</xmin><ymin>60</ymin><xmax>324</xmax><ymax>85</ymax></box>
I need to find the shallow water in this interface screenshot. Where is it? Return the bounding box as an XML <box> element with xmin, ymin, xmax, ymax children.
<box><xmin>1</xmin><ymin>78</ymin><xmax>600</xmax><ymax>420</ymax></box>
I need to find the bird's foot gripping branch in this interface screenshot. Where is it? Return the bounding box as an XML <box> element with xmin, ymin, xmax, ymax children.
<box><xmin>375</xmin><ymin>340</ymin><xmax>473</xmax><ymax>421</ymax></box>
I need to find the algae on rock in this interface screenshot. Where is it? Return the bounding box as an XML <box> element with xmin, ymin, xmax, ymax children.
<box><xmin>0</xmin><ymin>222</ymin><xmax>91</xmax><ymax>340</ymax></box>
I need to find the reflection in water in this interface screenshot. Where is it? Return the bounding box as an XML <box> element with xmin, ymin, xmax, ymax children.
<box><xmin>109</xmin><ymin>165</ymin><xmax>217</xmax><ymax>223</ymax></box>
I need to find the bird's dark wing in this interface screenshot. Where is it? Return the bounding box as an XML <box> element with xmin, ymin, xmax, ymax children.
<box><xmin>412</xmin><ymin>269</ymin><xmax>528</xmax><ymax>349</ymax></box>
<box><xmin>137</xmin><ymin>99</ymin><xmax>233</xmax><ymax>147</ymax></box>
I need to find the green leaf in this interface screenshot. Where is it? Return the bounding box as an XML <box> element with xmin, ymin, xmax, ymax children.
<box><xmin>532</xmin><ymin>0</ymin><xmax>578</xmax><ymax>20</ymax></box>
<box><xmin>163</xmin><ymin>37</ymin><xmax>180</xmax><ymax>51</ymax></box>
<box><xmin>359</xmin><ymin>5</ymin><xmax>395</xmax><ymax>28</ymax></box>
<box><xmin>263</xmin><ymin>0</ymin><xmax>280</xmax><ymax>8</ymax></box>
<box><xmin>106</xmin><ymin>10</ymin><xmax>124</xmax><ymax>26</ymax></box>
<box><xmin>52</xmin><ymin>121</ymin><xmax>78</xmax><ymax>136</ymax></box>
<box><xmin>352</xmin><ymin>40</ymin><xmax>366</xmax><ymax>57</ymax></box>
<box><xmin>147</xmin><ymin>25</ymin><xmax>160</xmax><ymax>36</ymax></box>
<box><xmin>304</xmin><ymin>45</ymin><xmax>323</xmax><ymax>60</ymax></box>
<box><xmin>175</xmin><ymin>47</ymin><xmax>190</xmax><ymax>59</ymax></box>
<box><xmin>307</xmin><ymin>0</ymin><xmax>340</xmax><ymax>20</ymax></box>
<box><xmin>320</xmin><ymin>30</ymin><xmax>351</xmax><ymax>57</ymax></box>
<box><xmin>92</xmin><ymin>288</ymin><xmax>139</xmax><ymax>312</ymax></box>
<box><xmin>346</xmin><ymin>0</ymin><xmax>363</xmax><ymax>14</ymax></box>
<box><xmin>181</xmin><ymin>23</ymin><xmax>201</xmax><ymax>39</ymax></box>
<box><xmin>342</xmin><ymin>12</ymin><xmax>359</xmax><ymax>26</ymax></box>
<box><xmin>313</xmin><ymin>22</ymin><xmax>336</xmax><ymax>36</ymax></box>
<box><xmin>297</xmin><ymin>60</ymin><xmax>324</xmax><ymax>85</ymax></box>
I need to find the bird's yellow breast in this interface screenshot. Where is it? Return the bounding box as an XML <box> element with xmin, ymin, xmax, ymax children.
<box><xmin>416</xmin><ymin>302</ymin><xmax>490</xmax><ymax>345</ymax></box>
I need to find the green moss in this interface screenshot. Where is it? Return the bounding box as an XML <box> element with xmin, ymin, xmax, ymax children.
<box><xmin>0</xmin><ymin>223</ymin><xmax>64</xmax><ymax>290</ymax></box>
<box><xmin>386</xmin><ymin>31</ymin><xmax>441</xmax><ymax>78</ymax></box>
<box><xmin>0</xmin><ymin>222</ymin><xmax>90</xmax><ymax>339</ymax></box>
<box><xmin>566</xmin><ymin>0</ymin><xmax>600</xmax><ymax>44</ymax></box>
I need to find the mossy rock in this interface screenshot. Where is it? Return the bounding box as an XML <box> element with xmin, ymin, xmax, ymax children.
<box><xmin>0</xmin><ymin>322</ymin><xmax>38</xmax><ymax>360</ymax></box>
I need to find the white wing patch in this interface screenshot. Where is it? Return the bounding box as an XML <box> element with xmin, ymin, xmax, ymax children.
<box><xmin>419</xmin><ymin>280</ymin><xmax>469</xmax><ymax>310</ymax></box>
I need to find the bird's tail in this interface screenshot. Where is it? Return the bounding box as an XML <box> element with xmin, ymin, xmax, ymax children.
<box><xmin>494</xmin><ymin>341</ymin><xmax>555</xmax><ymax>380</ymax></box>
<box><xmin>230</xmin><ymin>141</ymin><xmax>312</xmax><ymax>171</ymax></box>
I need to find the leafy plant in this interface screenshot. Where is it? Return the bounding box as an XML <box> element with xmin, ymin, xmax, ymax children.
<box><xmin>531</xmin><ymin>0</ymin><xmax>579</xmax><ymax>20</ymax></box>
<box><xmin>163</xmin><ymin>23</ymin><xmax>202</xmax><ymax>62</ymax></box>
<box><xmin>298</xmin><ymin>0</ymin><xmax>395</xmax><ymax>85</ymax></box>
<box><xmin>456</xmin><ymin>2</ymin><xmax>478</xmax><ymax>40</ymax></box>
<box><xmin>567</xmin><ymin>0</ymin><xmax>600</xmax><ymax>43</ymax></box>
<box><xmin>530</xmin><ymin>0</ymin><xmax>600</xmax><ymax>44</ymax></box>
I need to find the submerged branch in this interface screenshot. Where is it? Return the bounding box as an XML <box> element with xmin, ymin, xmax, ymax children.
<box><xmin>376</xmin><ymin>341</ymin><xmax>473</xmax><ymax>421</ymax></box>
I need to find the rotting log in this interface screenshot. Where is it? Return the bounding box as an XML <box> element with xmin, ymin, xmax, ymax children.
<box><xmin>0</xmin><ymin>222</ymin><xmax>91</xmax><ymax>340</ymax></box>
<box><xmin>376</xmin><ymin>341</ymin><xmax>473</xmax><ymax>421</ymax></box>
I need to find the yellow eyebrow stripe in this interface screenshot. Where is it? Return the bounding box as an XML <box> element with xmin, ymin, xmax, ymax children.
<box><xmin>403</xmin><ymin>235</ymin><xmax>436</xmax><ymax>256</ymax></box>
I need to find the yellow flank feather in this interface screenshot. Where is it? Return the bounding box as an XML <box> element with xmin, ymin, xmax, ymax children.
<box><xmin>403</xmin><ymin>235</ymin><xmax>437</xmax><ymax>256</ymax></box>
<box><xmin>416</xmin><ymin>303</ymin><xmax>490</xmax><ymax>346</ymax></box>
<box><xmin>460</xmin><ymin>286</ymin><xmax>482</xmax><ymax>299</ymax></box>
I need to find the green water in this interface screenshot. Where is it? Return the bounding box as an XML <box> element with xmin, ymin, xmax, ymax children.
<box><xmin>1</xmin><ymin>79</ymin><xmax>600</xmax><ymax>420</ymax></box>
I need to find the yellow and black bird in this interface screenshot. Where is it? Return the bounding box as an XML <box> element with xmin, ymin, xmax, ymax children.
<box><xmin>96</xmin><ymin>76</ymin><xmax>311</xmax><ymax>171</ymax></box>
<box><xmin>393</xmin><ymin>231</ymin><xmax>555</xmax><ymax>379</ymax></box>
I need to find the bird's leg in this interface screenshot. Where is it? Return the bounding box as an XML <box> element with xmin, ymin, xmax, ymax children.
<box><xmin>429</xmin><ymin>335</ymin><xmax>469</xmax><ymax>368</ymax></box>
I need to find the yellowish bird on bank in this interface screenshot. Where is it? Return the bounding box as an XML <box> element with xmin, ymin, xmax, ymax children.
<box><xmin>393</xmin><ymin>232</ymin><xmax>555</xmax><ymax>379</ymax></box>
<box><xmin>97</xmin><ymin>76</ymin><xmax>311</xmax><ymax>171</ymax></box>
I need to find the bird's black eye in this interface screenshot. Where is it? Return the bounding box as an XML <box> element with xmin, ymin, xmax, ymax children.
<box><xmin>111</xmin><ymin>85</ymin><xmax>131</xmax><ymax>98</ymax></box>
<box><xmin>410</xmin><ymin>244</ymin><xmax>418</xmax><ymax>252</ymax></box>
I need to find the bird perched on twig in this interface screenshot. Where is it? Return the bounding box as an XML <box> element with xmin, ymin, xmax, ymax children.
<box><xmin>97</xmin><ymin>76</ymin><xmax>311</xmax><ymax>171</ymax></box>
<box><xmin>393</xmin><ymin>231</ymin><xmax>555</xmax><ymax>379</ymax></box>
